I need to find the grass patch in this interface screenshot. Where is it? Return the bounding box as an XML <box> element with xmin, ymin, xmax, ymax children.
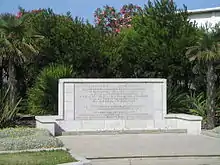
<box><xmin>0</xmin><ymin>150</ymin><xmax>76</xmax><ymax>165</ymax></box>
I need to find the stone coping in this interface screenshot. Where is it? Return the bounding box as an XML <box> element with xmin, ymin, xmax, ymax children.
<box><xmin>36</xmin><ymin>114</ymin><xmax>202</xmax><ymax>122</ymax></box>
<box><xmin>59</xmin><ymin>78</ymin><xmax>166</xmax><ymax>83</ymax></box>
<box><xmin>35</xmin><ymin>116</ymin><xmax>63</xmax><ymax>122</ymax></box>
<box><xmin>165</xmin><ymin>114</ymin><xmax>202</xmax><ymax>121</ymax></box>
<box><xmin>62</xmin><ymin>129</ymin><xmax>187</xmax><ymax>136</ymax></box>
<box><xmin>0</xmin><ymin>147</ymin><xmax>91</xmax><ymax>165</ymax></box>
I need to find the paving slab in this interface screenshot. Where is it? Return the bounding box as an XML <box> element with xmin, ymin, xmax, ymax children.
<box><xmin>58</xmin><ymin>133</ymin><xmax>220</xmax><ymax>159</ymax></box>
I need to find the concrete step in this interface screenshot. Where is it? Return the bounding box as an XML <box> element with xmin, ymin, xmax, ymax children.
<box><xmin>91</xmin><ymin>157</ymin><xmax>220</xmax><ymax>165</ymax></box>
<box><xmin>62</xmin><ymin>129</ymin><xmax>187</xmax><ymax>136</ymax></box>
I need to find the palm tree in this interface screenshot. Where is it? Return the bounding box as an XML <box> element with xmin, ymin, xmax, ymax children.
<box><xmin>186</xmin><ymin>25</ymin><xmax>220</xmax><ymax>129</ymax></box>
<box><xmin>0</xmin><ymin>13</ymin><xmax>42</xmax><ymax>107</ymax></box>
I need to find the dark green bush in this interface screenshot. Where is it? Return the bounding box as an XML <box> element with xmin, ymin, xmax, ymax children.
<box><xmin>167</xmin><ymin>85</ymin><xmax>189</xmax><ymax>114</ymax></box>
<box><xmin>28</xmin><ymin>64</ymin><xmax>73</xmax><ymax>115</ymax></box>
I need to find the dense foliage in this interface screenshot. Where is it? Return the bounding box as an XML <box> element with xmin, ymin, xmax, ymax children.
<box><xmin>0</xmin><ymin>0</ymin><xmax>220</xmax><ymax>129</ymax></box>
<box><xmin>94</xmin><ymin>4</ymin><xmax>141</xmax><ymax>34</ymax></box>
<box><xmin>28</xmin><ymin>64</ymin><xmax>73</xmax><ymax>115</ymax></box>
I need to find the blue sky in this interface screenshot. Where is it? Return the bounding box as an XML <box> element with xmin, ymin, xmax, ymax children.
<box><xmin>0</xmin><ymin>0</ymin><xmax>220</xmax><ymax>23</ymax></box>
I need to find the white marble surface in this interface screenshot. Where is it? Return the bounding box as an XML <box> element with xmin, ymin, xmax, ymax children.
<box><xmin>61</xmin><ymin>79</ymin><xmax>166</xmax><ymax>121</ymax></box>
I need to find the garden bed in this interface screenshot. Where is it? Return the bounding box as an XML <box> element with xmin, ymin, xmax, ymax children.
<box><xmin>0</xmin><ymin>150</ymin><xmax>76</xmax><ymax>165</ymax></box>
<box><xmin>0</xmin><ymin>127</ymin><xmax>63</xmax><ymax>151</ymax></box>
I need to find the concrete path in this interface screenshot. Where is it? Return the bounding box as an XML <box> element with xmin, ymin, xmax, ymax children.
<box><xmin>58</xmin><ymin>134</ymin><xmax>220</xmax><ymax>158</ymax></box>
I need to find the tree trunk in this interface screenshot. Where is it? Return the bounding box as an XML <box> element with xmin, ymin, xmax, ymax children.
<box><xmin>206</xmin><ymin>61</ymin><xmax>215</xmax><ymax>129</ymax></box>
<box><xmin>0</xmin><ymin>57</ymin><xmax>2</xmax><ymax>89</ymax></box>
<box><xmin>8</xmin><ymin>58</ymin><xmax>17</xmax><ymax>107</ymax></box>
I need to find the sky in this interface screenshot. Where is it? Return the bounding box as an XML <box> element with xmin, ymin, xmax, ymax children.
<box><xmin>0</xmin><ymin>0</ymin><xmax>220</xmax><ymax>23</ymax></box>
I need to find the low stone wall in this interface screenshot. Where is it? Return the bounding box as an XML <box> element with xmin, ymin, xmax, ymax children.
<box><xmin>165</xmin><ymin>114</ymin><xmax>202</xmax><ymax>135</ymax></box>
<box><xmin>36</xmin><ymin>114</ymin><xmax>202</xmax><ymax>136</ymax></box>
<box><xmin>35</xmin><ymin>78</ymin><xmax>202</xmax><ymax>136</ymax></box>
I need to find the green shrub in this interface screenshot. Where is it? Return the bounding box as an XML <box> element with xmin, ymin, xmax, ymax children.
<box><xmin>28</xmin><ymin>64</ymin><xmax>73</xmax><ymax>115</ymax></box>
<box><xmin>188</xmin><ymin>93</ymin><xmax>206</xmax><ymax>118</ymax></box>
<box><xmin>0</xmin><ymin>128</ymin><xmax>50</xmax><ymax>138</ymax></box>
<box><xmin>0</xmin><ymin>135</ymin><xmax>63</xmax><ymax>151</ymax></box>
<box><xmin>187</xmin><ymin>92</ymin><xmax>208</xmax><ymax>128</ymax></box>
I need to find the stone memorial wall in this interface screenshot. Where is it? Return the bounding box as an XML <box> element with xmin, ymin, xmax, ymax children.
<box><xmin>36</xmin><ymin>79</ymin><xmax>202</xmax><ymax>136</ymax></box>
<box><xmin>61</xmin><ymin>79</ymin><xmax>166</xmax><ymax>122</ymax></box>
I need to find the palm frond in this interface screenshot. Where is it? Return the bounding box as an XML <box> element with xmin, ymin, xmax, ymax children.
<box><xmin>31</xmin><ymin>35</ymin><xmax>44</xmax><ymax>40</ymax></box>
<box><xmin>186</xmin><ymin>25</ymin><xmax>220</xmax><ymax>63</ymax></box>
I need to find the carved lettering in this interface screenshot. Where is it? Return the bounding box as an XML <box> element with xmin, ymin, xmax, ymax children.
<box><xmin>74</xmin><ymin>83</ymin><xmax>154</xmax><ymax>120</ymax></box>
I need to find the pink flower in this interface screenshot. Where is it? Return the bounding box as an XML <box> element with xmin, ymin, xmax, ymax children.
<box><xmin>97</xmin><ymin>18</ymin><xmax>102</xmax><ymax>23</ymax></box>
<box><xmin>120</xmin><ymin>9</ymin><xmax>126</xmax><ymax>14</ymax></box>
<box><xmin>115</xmin><ymin>28</ymin><xmax>121</xmax><ymax>33</ymax></box>
<box><xmin>16</xmin><ymin>12</ymin><xmax>22</xmax><ymax>18</ymax></box>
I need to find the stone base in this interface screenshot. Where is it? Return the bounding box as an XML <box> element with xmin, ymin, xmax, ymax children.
<box><xmin>35</xmin><ymin>114</ymin><xmax>202</xmax><ymax>136</ymax></box>
<box><xmin>62</xmin><ymin>129</ymin><xmax>187</xmax><ymax>136</ymax></box>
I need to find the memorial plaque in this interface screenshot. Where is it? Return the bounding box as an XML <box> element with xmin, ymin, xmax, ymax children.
<box><xmin>74</xmin><ymin>83</ymin><xmax>154</xmax><ymax>120</ymax></box>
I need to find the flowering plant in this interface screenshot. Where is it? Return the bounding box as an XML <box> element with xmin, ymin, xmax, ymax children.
<box><xmin>16</xmin><ymin>8</ymin><xmax>43</xmax><ymax>18</ymax></box>
<box><xmin>94</xmin><ymin>4</ymin><xmax>142</xmax><ymax>34</ymax></box>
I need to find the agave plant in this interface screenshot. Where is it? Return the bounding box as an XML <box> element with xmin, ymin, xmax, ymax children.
<box><xmin>0</xmin><ymin>86</ymin><xmax>22</xmax><ymax>128</ymax></box>
<box><xmin>187</xmin><ymin>92</ymin><xmax>207</xmax><ymax>128</ymax></box>
<box><xmin>167</xmin><ymin>85</ymin><xmax>188</xmax><ymax>114</ymax></box>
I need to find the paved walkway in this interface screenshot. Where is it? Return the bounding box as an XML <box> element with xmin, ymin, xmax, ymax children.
<box><xmin>58</xmin><ymin>133</ymin><xmax>220</xmax><ymax>164</ymax></box>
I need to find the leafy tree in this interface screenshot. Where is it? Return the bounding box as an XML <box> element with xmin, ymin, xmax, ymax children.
<box><xmin>186</xmin><ymin>25</ymin><xmax>220</xmax><ymax>129</ymax></box>
<box><xmin>23</xmin><ymin>8</ymin><xmax>109</xmax><ymax>79</ymax></box>
<box><xmin>116</xmin><ymin>0</ymin><xmax>199</xmax><ymax>88</ymax></box>
<box><xmin>0</xmin><ymin>13</ymin><xmax>41</xmax><ymax>107</ymax></box>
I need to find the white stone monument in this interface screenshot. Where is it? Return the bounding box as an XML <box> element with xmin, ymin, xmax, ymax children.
<box><xmin>36</xmin><ymin>79</ymin><xmax>202</xmax><ymax>136</ymax></box>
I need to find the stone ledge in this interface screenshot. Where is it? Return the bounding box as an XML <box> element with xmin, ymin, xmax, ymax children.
<box><xmin>35</xmin><ymin>116</ymin><xmax>63</xmax><ymax>123</ymax></box>
<box><xmin>165</xmin><ymin>114</ymin><xmax>202</xmax><ymax>121</ymax></box>
<box><xmin>59</xmin><ymin>78</ymin><xmax>166</xmax><ymax>83</ymax></box>
<box><xmin>62</xmin><ymin>129</ymin><xmax>187</xmax><ymax>136</ymax></box>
